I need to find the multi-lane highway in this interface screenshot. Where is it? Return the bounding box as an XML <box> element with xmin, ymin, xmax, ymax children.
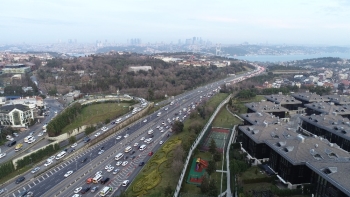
<box><xmin>3</xmin><ymin>65</ymin><xmax>264</xmax><ymax>197</ymax></box>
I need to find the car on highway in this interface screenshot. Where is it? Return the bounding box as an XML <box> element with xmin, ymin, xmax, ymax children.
<box><xmin>133</xmin><ymin>142</ymin><xmax>139</xmax><ymax>147</ymax></box>
<box><xmin>107</xmin><ymin>166</ymin><xmax>114</xmax><ymax>172</ymax></box>
<box><xmin>31</xmin><ymin>167</ymin><xmax>40</xmax><ymax>174</ymax></box>
<box><xmin>160</xmin><ymin>141</ymin><xmax>164</xmax><ymax>145</ymax></box>
<box><xmin>84</xmin><ymin>137</ymin><xmax>90</xmax><ymax>143</ymax></box>
<box><xmin>15</xmin><ymin>176</ymin><xmax>25</xmax><ymax>184</ymax></box>
<box><xmin>148</xmin><ymin>151</ymin><xmax>154</xmax><ymax>156</ymax></box>
<box><xmin>74</xmin><ymin>187</ymin><xmax>82</xmax><ymax>193</ymax></box>
<box><xmin>80</xmin><ymin>186</ymin><xmax>91</xmax><ymax>194</ymax></box>
<box><xmin>64</xmin><ymin>170</ymin><xmax>73</xmax><ymax>177</ymax></box>
<box><xmin>160</xmin><ymin>129</ymin><xmax>165</xmax><ymax>133</ymax></box>
<box><xmin>105</xmin><ymin>164</ymin><xmax>112</xmax><ymax>170</ymax></box>
<box><xmin>113</xmin><ymin>169</ymin><xmax>120</xmax><ymax>174</ymax></box>
<box><xmin>71</xmin><ymin>143</ymin><xmax>78</xmax><ymax>148</ymax></box>
<box><xmin>38</xmin><ymin>132</ymin><xmax>43</xmax><ymax>137</ymax></box>
<box><xmin>156</xmin><ymin>125</ymin><xmax>160</xmax><ymax>129</ymax></box>
<box><xmin>44</xmin><ymin>160</ymin><xmax>53</xmax><ymax>166</ymax></box>
<box><xmin>98</xmin><ymin>150</ymin><xmax>105</xmax><ymax>155</ymax></box>
<box><xmin>101</xmin><ymin>127</ymin><xmax>108</xmax><ymax>132</ymax></box>
<box><xmin>72</xmin><ymin>194</ymin><xmax>81</xmax><ymax>197</ymax></box>
<box><xmin>124</xmin><ymin>134</ymin><xmax>129</xmax><ymax>138</ymax></box>
<box><xmin>122</xmin><ymin>161</ymin><xmax>128</xmax><ymax>166</ymax></box>
<box><xmin>139</xmin><ymin>162</ymin><xmax>145</xmax><ymax>166</ymax></box>
<box><xmin>94</xmin><ymin>132</ymin><xmax>101</xmax><ymax>137</ymax></box>
<box><xmin>0</xmin><ymin>189</ymin><xmax>4</xmax><ymax>195</ymax></box>
<box><xmin>116</xmin><ymin>161</ymin><xmax>122</xmax><ymax>166</ymax></box>
<box><xmin>143</xmin><ymin>119</ymin><xmax>147</xmax><ymax>123</ymax></box>
<box><xmin>95</xmin><ymin>171</ymin><xmax>102</xmax><ymax>176</ymax></box>
<box><xmin>91</xmin><ymin>186</ymin><xmax>99</xmax><ymax>193</ymax></box>
<box><xmin>13</xmin><ymin>132</ymin><xmax>19</xmax><ymax>137</ymax></box>
<box><xmin>49</xmin><ymin>156</ymin><xmax>55</xmax><ymax>160</ymax></box>
<box><xmin>0</xmin><ymin>153</ymin><xmax>6</xmax><ymax>158</ymax></box>
<box><xmin>116</xmin><ymin>136</ymin><xmax>122</xmax><ymax>140</ymax></box>
<box><xmin>122</xmin><ymin>180</ymin><xmax>129</xmax><ymax>186</ymax></box>
<box><xmin>140</xmin><ymin>137</ymin><xmax>145</xmax><ymax>141</ymax></box>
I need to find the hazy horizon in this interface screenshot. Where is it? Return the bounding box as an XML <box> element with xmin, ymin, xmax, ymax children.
<box><xmin>2</xmin><ymin>0</ymin><xmax>350</xmax><ymax>45</ymax></box>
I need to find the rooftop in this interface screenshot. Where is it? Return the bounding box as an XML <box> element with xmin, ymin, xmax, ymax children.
<box><xmin>265</xmin><ymin>135</ymin><xmax>350</xmax><ymax>165</ymax></box>
<box><xmin>240</xmin><ymin>112</ymin><xmax>281</xmax><ymax>126</ymax></box>
<box><xmin>292</xmin><ymin>92</ymin><xmax>330</xmax><ymax>103</ymax></box>
<box><xmin>300</xmin><ymin>114</ymin><xmax>350</xmax><ymax>141</ymax></box>
<box><xmin>244</xmin><ymin>101</ymin><xmax>289</xmax><ymax>113</ymax></box>
<box><xmin>324</xmin><ymin>95</ymin><xmax>350</xmax><ymax>105</ymax></box>
<box><xmin>306</xmin><ymin>161</ymin><xmax>350</xmax><ymax>196</ymax></box>
<box><xmin>264</xmin><ymin>94</ymin><xmax>302</xmax><ymax>105</ymax></box>
<box><xmin>0</xmin><ymin>104</ymin><xmax>30</xmax><ymax>113</ymax></box>
<box><xmin>304</xmin><ymin>102</ymin><xmax>350</xmax><ymax>115</ymax></box>
<box><xmin>239</xmin><ymin>124</ymin><xmax>298</xmax><ymax>144</ymax></box>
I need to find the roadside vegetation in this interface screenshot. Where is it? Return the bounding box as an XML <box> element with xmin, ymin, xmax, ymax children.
<box><xmin>123</xmin><ymin>93</ymin><xmax>229</xmax><ymax>197</ymax></box>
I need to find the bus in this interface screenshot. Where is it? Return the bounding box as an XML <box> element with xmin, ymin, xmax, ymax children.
<box><xmin>55</xmin><ymin>151</ymin><xmax>67</xmax><ymax>160</ymax></box>
<box><xmin>15</xmin><ymin>143</ymin><xmax>23</xmax><ymax>151</ymax></box>
<box><xmin>93</xmin><ymin>174</ymin><xmax>103</xmax><ymax>184</ymax></box>
<box><xmin>99</xmin><ymin>186</ymin><xmax>112</xmax><ymax>196</ymax></box>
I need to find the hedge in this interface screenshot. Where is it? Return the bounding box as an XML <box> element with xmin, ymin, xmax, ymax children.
<box><xmin>0</xmin><ymin>161</ymin><xmax>15</xmax><ymax>177</ymax></box>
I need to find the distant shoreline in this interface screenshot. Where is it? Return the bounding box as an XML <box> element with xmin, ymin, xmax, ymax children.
<box><xmin>232</xmin><ymin>52</ymin><xmax>350</xmax><ymax>62</ymax></box>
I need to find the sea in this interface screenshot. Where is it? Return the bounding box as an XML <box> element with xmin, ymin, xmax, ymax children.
<box><xmin>232</xmin><ymin>52</ymin><xmax>350</xmax><ymax>62</ymax></box>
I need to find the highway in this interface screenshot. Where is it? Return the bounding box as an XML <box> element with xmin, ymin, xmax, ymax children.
<box><xmin>3</xmin><ymin>65</ymin><xmax>264</xmax><ymax>197</ymax></box>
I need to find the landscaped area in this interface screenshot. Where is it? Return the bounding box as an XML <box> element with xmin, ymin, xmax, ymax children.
<box><xmin>62</xmin><ymin>102</ymin><xmax>132</xmax><ymax>133</ymax></box>
<box><xmin>212</xmin><ymin>105</ymin><xmax>242</xmax><ymax>128</ymax></box>
<box><xmin>125</xmin><ymin>93</ymin><xmax>230</xmax><ymax>197</ymax></box>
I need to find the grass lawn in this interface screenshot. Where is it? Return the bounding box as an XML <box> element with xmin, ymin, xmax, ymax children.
<box><xmin>212</xmin><ymin>105</ymin><xmax>242</xmax><ymax>128</ymax></box>
<box><xmin>240</xmin><ymin>166</ymin><xmax>268</xmax><ymax>180</ymax></box>
<box><xmin>243</xmin><ymin>182</ymin><xmax>274</xmax><ymax>193</ymax></box>
<box><xmin>238</xmin><ymin>95</ymin><xmax>266</xmax><ymax>103</ymax></box>
<box><xmin>62</xmin><ymin>102</ymin><xmax>132</xmax><ymax>133</ymax></box>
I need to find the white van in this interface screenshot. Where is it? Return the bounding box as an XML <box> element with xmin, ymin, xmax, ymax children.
<box><xmin>124</xmin><ymin>146</ymin><xmax>132</xmax><ymax>153</ymax></box>
<box><xmin>139</xmin><ymin>145</ymin><xmax>147</xmax><ymax>151</ymax></box>
<box><xmin>147</xmin><ymin>129</ymin><xmax>154</xmax><ymax>135</ymax></box>
<box><xmin>115</xmin><ymin>153</ymin><xmax>124</xmax><ymax>160</ymax></box>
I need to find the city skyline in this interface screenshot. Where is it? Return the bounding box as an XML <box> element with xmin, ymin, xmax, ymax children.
<box><xmin>1</xmin><ymin>0</ymin><xmax>350</xmax><ymax>46</ymax></box>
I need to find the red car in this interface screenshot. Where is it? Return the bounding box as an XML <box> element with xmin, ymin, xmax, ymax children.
<box><xmin>148</xmin><ymin>152</ymin><xmax>153</xmax><ymax>156</ymax></box>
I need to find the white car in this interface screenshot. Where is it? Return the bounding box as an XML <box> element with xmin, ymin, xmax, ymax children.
<box><xmin>105</xmin><ymin>164</ymin><xmax>112</xmax><ymax>170</ymax></box>
<box><xmin>28</xmin><ymin>138</ymin><xmax>36</xmax><ymax>144</ymax></box>
<box><xmin>156</xmin><ymin>125</ymin><xmax>160</xmax><ymax>129</ymax></box>
<box><xmin>116</xmin><ymin>161</ymin><xmax>122</xmax><ymax>166</ymax></box>
<box><xmin>160</xmin><ymin>141</ymin><xmax>164</xmax><ymax>145</ymax></box>
<box><xmin>140</xmin><ymin>137</ymin><xmax>145</xmax><ymax>141</ymax></box>
<box><xmin>143</xmin><ymin>119</ymin><xmax>147</xmax><ymax>123</ymax></box>
<box><xmin>98</xmin><ymin>150</ymin><xmax>105</xmax><ymax>155</ymax></box>
<box><xmin>134</xmin><ymin>143</ymin><xmax>139</xmax><ymax>147</ymax></box>
<box><xmin>72</xmin><ymin>194</ymin><xmax>81</xmax><ymax>197</ymax></box>
<box><xmin>122</xmin><ymin>161</ymin><xmax>128</xmax><ymax>166</ymax></box>
<box><xmin>38</xmin><ymin>132</ymin><xmax>43</xmax><ymax>137</ymax></box>
<box><xmin>64</xmin><ymin>170</ymin><xmax>73</xmax><ymax>177</ymax></box>
<box><xmin>165</xmin><ymin>107</ymin><xmax>168</xmax><ymax>111</ymax></box>
<box><xmin>44</xmin><ymin>160</ymin><xmax>52</xmax><ymax>166</ymax></box>
<box><xmin>74</xmin><ymin>187</ymin><xmax>82</xmax><ymax>194</ymax></box>
<box><xmin>124</xmin><ymin>134</ymin><xmax>129</xmax><ymax>138</ymax></box>
<box><xmin>116</xmin><ymin>136</ymin><xmax>122</xmax><ymax>140</ymax></box>
<box><xmin>107</xmin><ymin>166</ymin><xmax>114</xmax><ymax>172</ymax></box>
<box><xmin>160</xmin><ymin>130</ymin><xmax>165</xmax><ymax>133</ymax></box>
<box><xmin>0</xmin><ymin>153</ymin><xmax>6</xmax><ymax>158</ymax></box>
<box><xmin>122</xmin><ymin>180</ymin><xmax>129</xmax><ymax>186</ymax></box>
<box><xmin>49</xmin><ymin>156</ymin><xmax>55</xmax><ymax>160</ymax></box>
<box><xmin>95</xmin><ymin>171</ymin><xmax>102</xmax><ymax>176</ymax></box>
<box><xmin>71</xmin><ymin>143</ymin><xmax>78</xmax><ymax>148</ymax></box>
<box><xmin>94</xmin><ymin>132</ymin><xmax>101</xmax><ymax>137</ymax></box>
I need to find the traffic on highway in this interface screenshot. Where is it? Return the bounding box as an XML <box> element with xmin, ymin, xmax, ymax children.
<box><xmin>1</xmin><ymin>65</ymin><xmax>264</xmax><ymax>197</ymax></box>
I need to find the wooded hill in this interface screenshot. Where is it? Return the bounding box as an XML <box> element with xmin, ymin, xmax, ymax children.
<box><xmin>37</xmin><ymin>53</ymin><xmax>254</xmax><ymax>99</ymax></box>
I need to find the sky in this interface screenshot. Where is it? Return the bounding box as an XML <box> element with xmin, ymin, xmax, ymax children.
<box><xmin>1</xmin><ymin>0</ymin><xmax>350</xmax><ymax>45</ymax></box>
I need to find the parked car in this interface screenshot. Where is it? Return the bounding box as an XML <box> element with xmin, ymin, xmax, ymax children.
<box><xmin>122</xmin><ymin>161</ymin><xmax>128</xmax><ymax>166</ymax></box>
<box><xmin>64</xmin><ymin>170</ymin><xmax>73</xmax><ymax>177</ymax></box>
<box><xmin>122</xmin><ymin>180</ymin><xmax>129</xmax><ymax>186</ymax></box>
<box><xmin>148</xmin><ymin>152</ymin><xmax>153</xmax><ymax>156</ymax></box>
<box><xmin>81</xmin><ymin>157</ymin><xmax>87</xmax><ymax>163</ymax></box>
<box><xmin>80</xmin><ymin>187</ymin><xmax>91</xmax><ymax>194</ymax></box>
<box><xmin>71</xmin><ymin>143</ymin><xmax>78</xmax><ymax>148</ymax></box>
<box><xmin>74</xmin><ymin>187</ymin><xmax>82</xmax><ymax>194</ymax></box>
<box><xmin>116</xmin><ymin>136</ymin><xmax>122</xmax><ymax>140</ymax></box>
<box><xmin>91</xmin><ymin>186</ymin><xmax>99</xmax><ymax>193</ymax></box>
<box><xmin>44</xmin><ymin>160</ymin><xmax>53</xmax><ymax>166</ymax></box>
<box><xmin>139</xmin><ymin>162</ymin><xmax>145</xmax><ymax>166</ymax></box>
<box><xmin>113</xmin><ymin>169</ymin><xmax>120</xmax><ymax>174</ymax></box>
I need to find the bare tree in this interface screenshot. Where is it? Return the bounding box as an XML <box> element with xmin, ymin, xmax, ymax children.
<box><xmin>172</xmin><ymin>144</ymin><xmax>185</xmax><ymax>162</ymax></box>
<box><xmin>171</xmin><ymin>160</ymin><xmax>184</xmax><ymax>175</ymax></box>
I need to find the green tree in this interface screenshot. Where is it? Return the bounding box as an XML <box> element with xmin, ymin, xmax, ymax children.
<box><xmin>208</xmin><ymin>179</ymin><xmax>219</xmax><ymax>197</ymax></box>
<box><xmin>171</xmin><ymin>120</ymin><xmax>184</xmax><ymax>133</ymax></box>
<box><xmin>69</xmin><ymin>136</ymin><xmax>76</xmax><ymax>144</ymax></box>
<box><xmin>104</xmin><ymin>118</ymin><xmax>110</xmax><ymax>124</ymax></box>
<box><xmin>209</xmin><ymin>138</ymin><xmax>217</xmax><ymax>155</ymax></box>
<box><xmin>213</xmin><ymin>151</ymin><xmax>222</xmax><ymax>162</ymax></box>
<box><xmin>200</xmin><ymin>174</ymin><xmax>210</xmax><ymax>193</ymax></box>
<box><xmin>206</xmin><ymin>160</ymin><xmax>216</xmax><ymax>176</ymax></box>
<box><xmin>164</xmin><ymin>183</ymin><xmax>173</xmax><ymax>197</ymax></box>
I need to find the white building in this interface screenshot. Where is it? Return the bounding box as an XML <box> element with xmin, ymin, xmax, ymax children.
<box><xmin>0</xmin><ymin>104</ymin><xmax>34</xmax><ymax>127</ymax></box>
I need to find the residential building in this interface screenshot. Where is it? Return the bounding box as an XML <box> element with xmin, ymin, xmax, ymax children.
<box><xmin>324</xmin><ymin>95</ymin><xmax>350</xmax><ymax>105</ymax></box>
<box><xmin>292</xmin><ymin>92</ymin><xmax>329</xmax><ymax>105</ymax></box>
<box><xmin>244</xmin><ymin>101</ymin><xmax>289</xmax><ymax>118</ymax></box>
<box><xmin>300</xmin><ymin>114</ymin><xmax>350</xmax><ymax>152</ymax></box>
<box><xmin>240</xmin><ymin>112</ymin><xmax>282</xmax><ymax>126</ymax></box>
<box><xmin>2</xmin><ymin>63</ymin><xmax>31</xmax><ymax>74</ymax></box>
<box><xmin>63</xmin><ymin>90</ymin><xmax>81</xmax><ymax>103</ymax></box>
<box><xmin>0</xmin><ymin>104</ymin><xmax>34</xmax><ymax>127</ymax></box>
<box><xmin>264</xmin><ymin>94</ymin><xmax>303</xmax><ymax>110</ymax></box>
<box><xmin>304</xmin><ymin>102</ymin><xmax>350</xmax><ymax>118</ymax></box>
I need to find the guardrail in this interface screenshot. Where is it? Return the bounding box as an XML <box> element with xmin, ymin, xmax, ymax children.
<box><xmin>173</xmin><ymin>94</ymin><xmax>231</xmax><ymax>197</ymax></box>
